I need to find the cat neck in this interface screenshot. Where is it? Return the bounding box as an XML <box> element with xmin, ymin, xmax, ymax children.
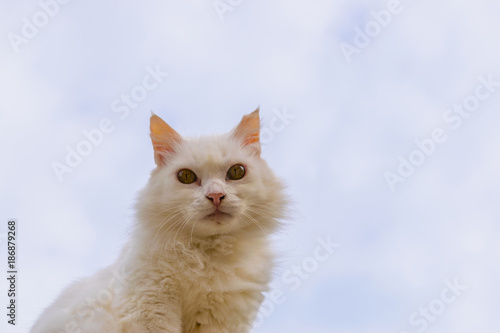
<box><xmin>132</xmin><ymin>223</ymin><xmax>269</xmax><ymax>258</ymax></box>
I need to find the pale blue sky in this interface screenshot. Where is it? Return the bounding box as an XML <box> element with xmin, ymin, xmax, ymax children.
<box><xmin>1</xmin><ymin>0</ymin><xmax>499</xmax><ymax>332</ymax></box>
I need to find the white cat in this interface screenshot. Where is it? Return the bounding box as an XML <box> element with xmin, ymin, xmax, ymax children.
<box><xmin>31</xmin><ymin>108</ymin><xmax>287</xmax><ymax>333</ymax></box>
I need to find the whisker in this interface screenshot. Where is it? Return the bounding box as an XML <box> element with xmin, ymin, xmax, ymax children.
<box><xmin>242</xmin><ymin>211</ymin><xmax>266</xmax><ymax>234</ymax></box>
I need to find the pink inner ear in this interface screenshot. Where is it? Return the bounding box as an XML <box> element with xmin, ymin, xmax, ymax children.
<box><xmin>233</xmin><ymin>109</ymin><xmax>260</xmax><ymax>146</ymax></box>
<box><xmin>150</xmin><ymin>114</ymin><xmax>182</xmax><ymax>165</ymax></box>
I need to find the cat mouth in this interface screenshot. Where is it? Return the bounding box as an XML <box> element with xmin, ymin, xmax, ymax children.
<box><xmin>205</xmin><ymin>210</ymin><xmax>231</xmax><ymax>223</ymax></box>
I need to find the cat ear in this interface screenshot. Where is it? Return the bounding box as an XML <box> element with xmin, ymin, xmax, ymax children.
<box><xmin>150</xmin><ymin>113</ymin><xmax>182</xmax><ymax>166</ymax></box>
<box><xmin>231</xmin><ymin>107</ymin><xmax>261</xmax><ymax>155</ymax></box>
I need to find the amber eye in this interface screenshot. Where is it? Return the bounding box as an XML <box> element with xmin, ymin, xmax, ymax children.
<box><xmin>177</xmin><ymin>169</ymin><xmax>197</xmax><ymax>184</ymax></box>
<box><xmin>227</xmin><ymin>164</ymin><xmax>245</xmax><ymax>180</ymax></box>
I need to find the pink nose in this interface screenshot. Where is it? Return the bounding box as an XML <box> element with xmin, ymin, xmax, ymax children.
<box><xmin>206</xmin><ymin>192</ymin><xmax>225</xmax><ymax>208</ymax></box>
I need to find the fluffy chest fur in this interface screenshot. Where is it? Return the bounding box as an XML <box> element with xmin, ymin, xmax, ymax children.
<box><xmin>115</xmin><ymin>234</ymin><xmax>273</xmax><ymax>332</ymax></box>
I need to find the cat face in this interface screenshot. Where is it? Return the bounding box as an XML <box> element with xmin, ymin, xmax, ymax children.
<box><xmin>138</xmin><ymin>109</ymin><xmax>285</xmax><ymax>239</ymax></box>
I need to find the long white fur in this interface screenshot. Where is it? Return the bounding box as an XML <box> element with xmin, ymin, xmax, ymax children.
<box><xmin>31</xmin><ymin>114</ymin><xmax>286</xmax><ymax>333</ymax></box>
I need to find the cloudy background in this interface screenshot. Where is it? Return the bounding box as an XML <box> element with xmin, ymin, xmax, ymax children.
<box><xmin>1</xmin><ymin>0</ymin><xmax>499</xmax><ymax>332</ymax></box>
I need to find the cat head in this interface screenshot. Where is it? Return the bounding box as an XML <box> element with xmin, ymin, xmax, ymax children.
<box><xmin>137</xmin><ymin>108</ymin><xmax>286</xmax><ymax>241</ymax></box>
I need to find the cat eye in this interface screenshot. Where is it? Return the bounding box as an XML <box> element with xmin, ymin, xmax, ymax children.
<box><xmin>227</xmin><ymin>164</ymin><xmax>245</xmax><ymax>180</ymax></box>
<box><xmin>177</xmin><ymin>169</ymin><xmax>197</xmax><ymax>184</ymax></box>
